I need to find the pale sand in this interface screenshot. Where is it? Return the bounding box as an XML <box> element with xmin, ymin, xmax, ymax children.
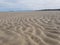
<box><xmin>0</xmin><ymin>11</ymin><xmax>60</xmax><ymax>45</ymax></box>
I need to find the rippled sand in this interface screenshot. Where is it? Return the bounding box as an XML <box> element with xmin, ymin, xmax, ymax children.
<box><xmin>0</xmin><ymin>11</ymin><xmax>60</xmax><ymax>45</ymax></box>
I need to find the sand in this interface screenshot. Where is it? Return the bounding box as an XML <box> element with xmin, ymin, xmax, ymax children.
<box><xmin>0</xmin><ymin>11</ymin><xmax>60</xmax><ymax>45</ymax></box>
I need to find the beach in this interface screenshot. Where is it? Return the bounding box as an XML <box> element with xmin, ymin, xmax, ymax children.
<box><xmin>0</xmin><ymin>11</ymin><xmax>60</xmax><ymax>45</ymax></box>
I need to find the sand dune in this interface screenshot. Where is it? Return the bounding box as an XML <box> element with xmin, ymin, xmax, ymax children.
<box><xmin>0</xmin><ymin>11</ymin><xmax>60</xmax><ymax>45</ymax></box>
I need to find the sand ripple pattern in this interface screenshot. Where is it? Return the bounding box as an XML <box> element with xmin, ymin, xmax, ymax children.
<box><xmin>0</xmin><ymin>14</ymin><xmax>60</xmax><ymax>45</ymax></box>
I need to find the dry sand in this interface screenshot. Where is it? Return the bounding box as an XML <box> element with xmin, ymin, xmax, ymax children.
<box><xmin>0</xmin><ymin>11</ymin><xmax>60</xmax><ymax>45</ymax></box>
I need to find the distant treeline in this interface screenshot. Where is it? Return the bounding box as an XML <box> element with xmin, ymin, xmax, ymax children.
<box><xmin>37</xmin><ymin>9</ymin><xmax>60</xmax><ymax>11</ymax></box>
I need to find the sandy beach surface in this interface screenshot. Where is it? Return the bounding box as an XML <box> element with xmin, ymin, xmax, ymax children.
<box><xmin>0</xmin><ymin>11</ymin><xmax>60</xmax><ymax>45</ymax></box>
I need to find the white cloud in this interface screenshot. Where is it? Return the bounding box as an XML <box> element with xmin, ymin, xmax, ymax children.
<box><xmin>14</xmin><ymin>0</ymin><xmax>60</xmax><ymax>9</ymax></box>
<box><xmin>0</xmin><ymin>0</ymin><xmax>60</xmax><ymax>10</ymax></box>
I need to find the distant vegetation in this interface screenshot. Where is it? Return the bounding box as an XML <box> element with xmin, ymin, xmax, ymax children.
<box><xmin>37</xmin><ymin>9</ymin><xmax>60</xmax><ymax>11</ymax></box>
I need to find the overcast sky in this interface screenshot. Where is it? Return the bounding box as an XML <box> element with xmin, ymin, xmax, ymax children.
<box><xmin>0</xmin><ymin>0</ymin><xmax>60</xmax><ymax>11</ymax></box>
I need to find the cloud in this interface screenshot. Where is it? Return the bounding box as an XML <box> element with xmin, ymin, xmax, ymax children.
<box><xmin>0</xmin><ymin>0</ymin><xmax>60</xmax><ymax>11</ymax></box>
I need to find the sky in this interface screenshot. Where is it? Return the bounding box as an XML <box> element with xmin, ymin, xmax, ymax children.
<box><xmin>0</xmin><ymin>0</ymin><xmax>60</xmax><ymax>11</ymax></box>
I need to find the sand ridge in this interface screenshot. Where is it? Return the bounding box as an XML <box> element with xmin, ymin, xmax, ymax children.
<box><xmin>0</xmin><ymin>11</ymin><xmax>60</xmax><ymax>45</ymax></box>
